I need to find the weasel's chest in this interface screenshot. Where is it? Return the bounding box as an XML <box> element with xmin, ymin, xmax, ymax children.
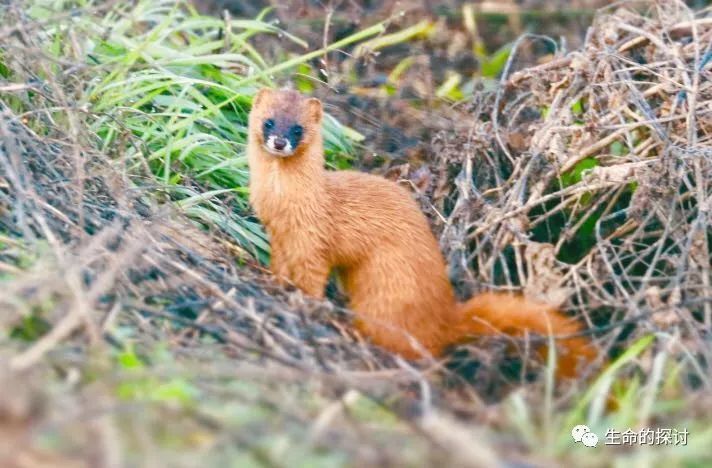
<box><xmin>250</xmin><ymin>170</ymin><xmax>326</xmax><ymax>235</ymax></box>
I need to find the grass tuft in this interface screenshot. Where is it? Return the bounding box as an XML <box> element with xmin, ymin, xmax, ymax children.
<box><xmin>39</xmin><ymin>0</ymin><xmax>380</xmax><ymax>262</ymax></box>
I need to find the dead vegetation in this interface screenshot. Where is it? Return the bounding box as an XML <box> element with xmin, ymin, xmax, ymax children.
<box><xmin>0</xmin><ymin>0</ymin><xmax>711</xmax><ymax>466</ymax></box>
<box><xmin>429</xmin><ymin>1</ymin><xmax>711</xmax><ymax>359</ymax></box>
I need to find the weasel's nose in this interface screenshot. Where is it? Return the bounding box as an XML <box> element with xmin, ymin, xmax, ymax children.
<box><xmin>273</xmin><ymin>137</ymin><xmax>287</xmax><ymax>151</ymax></box>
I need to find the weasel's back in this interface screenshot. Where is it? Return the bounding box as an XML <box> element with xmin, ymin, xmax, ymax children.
<box><xmin>324</xmin><ymin>170</ymin><xmax>451</xmax><ymax>289</ymax></box>
<box><xmin>324</xmin><ymin>170</ymin><xmax>439</xmax><ymax>259</ymax></box>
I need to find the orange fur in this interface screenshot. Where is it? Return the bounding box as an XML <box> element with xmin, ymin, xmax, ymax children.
<box><xmin>247</xmin><ymin>89</ymin><xmax>597</xmax><ymax>378</ymax></box>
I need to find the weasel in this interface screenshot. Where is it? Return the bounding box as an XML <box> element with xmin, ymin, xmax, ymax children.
<box><xmin>247</xmin><ymin>88</ymin><xmax>597</xmax><ymax>378</ymax></box>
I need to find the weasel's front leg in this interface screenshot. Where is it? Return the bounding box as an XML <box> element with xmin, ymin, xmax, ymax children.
<box><xmin>270</xmin><ymin>243</ymin><xmax>329</xmax><ymax>299</ymax></box>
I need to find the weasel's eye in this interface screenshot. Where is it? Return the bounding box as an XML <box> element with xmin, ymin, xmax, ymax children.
<box><xmin>291</xmin><ymin>125</ymin><xmax>303</xmax><ymax>138</ymax></box>
<box><xmin>263</xmin><ymin>119</ymin><xmax>275</xmax><ymax>130</ymax></box>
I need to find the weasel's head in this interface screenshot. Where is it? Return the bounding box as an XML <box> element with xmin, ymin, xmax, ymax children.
<box><xmin>249</xmin><ymin>88</ymin><xmax>323</xmax><ymax>158</ymax></box>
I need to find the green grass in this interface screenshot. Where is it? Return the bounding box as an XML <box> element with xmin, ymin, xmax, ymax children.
<box><xmin>499</xmin><ymin>334</ymin><xmax>712</xmax><ymax>466</ymax></box>
<box><xmin>30</xmin><ymin>0</ymin><xmax>382</xmax><ymax>263</ymax></box>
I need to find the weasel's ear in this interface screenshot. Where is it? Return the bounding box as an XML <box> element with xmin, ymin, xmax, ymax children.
<box><xmin>252</xmin><ymin>88</ymin><xmax>271</xmax><ymax>109</ymax></box>
<box><xmin>306</xmin><ymin>98</ymin><xmax>323</xmax><ymax>123</ymax></box>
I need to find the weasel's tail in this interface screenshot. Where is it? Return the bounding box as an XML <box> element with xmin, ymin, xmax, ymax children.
<box><xmin>452</xmin><ymin>292</ymin><xmax>597</xmax><ymax>378</ymax></box>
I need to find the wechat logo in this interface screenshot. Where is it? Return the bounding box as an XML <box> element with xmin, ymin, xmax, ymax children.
<box><xmin>572</xmin><ymin>424</ymin><xmax>599</xmax><ymax>448</ymax></box>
